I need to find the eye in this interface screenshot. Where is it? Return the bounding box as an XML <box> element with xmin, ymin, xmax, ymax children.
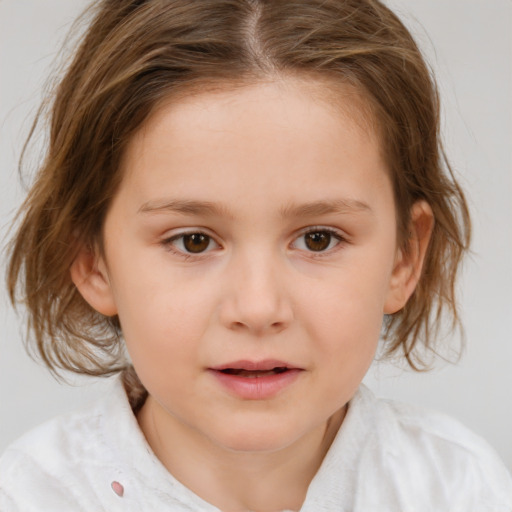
<box><xmin>164</xmin><ymin>232</ymin><xmax>218</xmax><ymax>255</ymax></box>
<box><xmin>292</xmin><ymin>228</ymin><xmax>344</xmax><ymax>253</ymax></box>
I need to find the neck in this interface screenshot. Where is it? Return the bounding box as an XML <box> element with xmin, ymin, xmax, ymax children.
<box><xmin>137</xmin><ymin>398</ymin><xmax>345</xmax><ymax>512</ymax></box>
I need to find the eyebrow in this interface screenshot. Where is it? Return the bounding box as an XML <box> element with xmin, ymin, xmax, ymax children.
<box><xmin>138</xmin><ymin>198</ymin><xmax>373</xmax><ymax>218</ymax></box>
<box><xmin>279</xmin><ymin>198</ymin><xmax>373</xmax><ymax>218</ymax></box>
<box><xmin>138</xmin><ymin>199</ymin><xmax>235</xmax><ymax>218</ymax></box>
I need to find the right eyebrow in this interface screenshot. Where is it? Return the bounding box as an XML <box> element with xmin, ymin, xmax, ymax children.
<box><xmin>138</xmin><ymin>199</ymin><xmax>235</xmax><ymax>219</ymax></box>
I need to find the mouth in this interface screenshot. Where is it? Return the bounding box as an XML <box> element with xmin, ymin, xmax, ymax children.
<box><xmin>218</xmin><ymin>367</ymin><xmax>290</xmax><ymax>378</ymax></box>
<box><xmin>210</xmin><ymin>359</ymin><xmax>300</xmax><ymax>375</ymax></box>
<box><xmin>209</xmin><ymin>360</ymin><xmax>303</xmax><ymax>399</ymax></box>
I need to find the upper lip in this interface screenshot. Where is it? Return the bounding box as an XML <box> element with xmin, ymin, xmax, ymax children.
<box><xmin>210</xmin><ymin>359</ymin><xmax>301</xmax><ymax>371</ymax></box>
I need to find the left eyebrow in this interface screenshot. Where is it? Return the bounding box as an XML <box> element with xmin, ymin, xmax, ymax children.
<box><xmin>279</xmin><ymin>199</ymin><xmax>373</xmax><ymax>218</ymax></box>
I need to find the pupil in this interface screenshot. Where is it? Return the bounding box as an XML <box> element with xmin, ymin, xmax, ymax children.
<box><xmin>183</xmin><ymin>234</ymin><xmax>209</xmax><ymax>253</ymax></box>
<box><xmin>305</xmin><ymin>232</ymin><xmax>330</xmax><ymax>251</ymax></box>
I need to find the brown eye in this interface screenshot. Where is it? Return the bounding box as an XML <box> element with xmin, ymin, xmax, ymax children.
<box><xmin>182</xmin><ymin>233</ymin><xmax>211</xmax><ymax>253</ymax></box>
<box><xmin>304</xmin><ymin>231</ymin><xmax>332</xmax><ymax>252</ymax></box>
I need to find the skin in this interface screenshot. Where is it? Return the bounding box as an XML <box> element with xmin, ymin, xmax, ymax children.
<box><xmin>72</xmin><ymin>78</ymin><xmax>433</xmax><ymax>511</ymax></box>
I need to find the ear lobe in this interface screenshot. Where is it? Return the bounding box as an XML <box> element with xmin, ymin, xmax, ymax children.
<box><xmin>384</xmin><ymin>200</ymin><xmax>434</xmax><ymax>314</ymax></box>
<box><xmin>70</xmin><ymin>244</ymin><xmax>118</xmax><ymax>317</ymax></box>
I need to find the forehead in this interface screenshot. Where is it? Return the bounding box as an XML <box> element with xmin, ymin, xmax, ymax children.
<box><xmin>127</xmin><ymin>75</ymin><xmax>379</xmax><ymax>147</ymax></box>
<box><xmin>117</xmin><ymin>77</ymin><xmax>391</xmax><ymax>216</ymax></box>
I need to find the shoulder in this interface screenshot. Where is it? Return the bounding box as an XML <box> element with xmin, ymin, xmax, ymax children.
<box><xmin>373</xmin><ymin>391</ymin><xmax>507</xmax><ymax>470</ymax></box>
<box><xmin>0</xmin><ymin>401</ymin><xmax>102</xmax><ymax>474</ymax></box>
<box><xmin>346</xmin><ymin>386</ymin><xmax>512</xmax><ymax>510</ymax></box>
<box><xmin>0</xmin><ymin>378</ymin><xmax>129</xmax><ymax>511</ymax></box>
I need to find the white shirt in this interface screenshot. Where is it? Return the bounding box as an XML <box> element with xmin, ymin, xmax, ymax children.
<box><xmin>1</xmin><ymin>377</ymin><xmax>511</xmax><ymax>511</ymax></box>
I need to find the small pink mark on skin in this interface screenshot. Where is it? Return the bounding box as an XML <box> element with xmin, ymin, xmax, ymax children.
<box><xmin>111</xmin><ymin>481</ymin><xmax>124</xmax><ymax>497</ymax></box>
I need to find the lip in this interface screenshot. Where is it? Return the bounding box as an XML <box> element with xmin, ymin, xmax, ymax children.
<box><xmin>208</xmin><ymin>359</ymin><xmax>303</xmax><ymax>400</ymax></box>
<box><xmin>210</xmin><ymin>359</ymin><xmax>298</xmax><ymax>372</ymax></box>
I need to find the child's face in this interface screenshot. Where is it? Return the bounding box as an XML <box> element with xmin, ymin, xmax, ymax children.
<box><xmin>88</xmin><ymin>79</ymin><xmax>408</xmax><ymax>452</ymax></box>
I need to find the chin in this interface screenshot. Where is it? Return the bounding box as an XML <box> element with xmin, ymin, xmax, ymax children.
<box><xmin>209</xmin><ymin>421</ymin><xmax>306</xmax><ymax>454</ymax></box>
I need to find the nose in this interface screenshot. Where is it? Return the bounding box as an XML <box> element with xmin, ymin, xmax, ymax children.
<box><xmin>218</xmin><ymin>249</ymin><xmax>294</xmax><ymax>336</ymax></box>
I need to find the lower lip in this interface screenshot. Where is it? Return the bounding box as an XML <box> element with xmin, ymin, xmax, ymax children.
<box><xmin>209</xmin><ymin>369</ymin><xmax>302</xmax><ymax>400</ymax></box>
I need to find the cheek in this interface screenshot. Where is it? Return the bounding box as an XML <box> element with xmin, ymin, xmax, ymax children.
<box><xmin>302</xmin><ymin>253</ymin><xmax>394</xmax><ymax>362</ymax></box>
<box><xmin>296</xmin><ymin>286</ymin><xmax>382</xmax><ymax>416</ymax></box>
<box><xmin>107</xmin><ymin>255</ymin><xmax>217</xmax><ymax>371</ymax></box>
<box><xmin>314</xmin><ymin>289</ymin><xmax>383</xmax><ymax>355</ymax></box>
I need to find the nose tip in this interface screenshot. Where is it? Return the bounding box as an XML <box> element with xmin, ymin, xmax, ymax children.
<box><xmin>219</xmin><ymin>260</ymin><xmax>293</xmax><ymax>335</ymax></box>
<box><xmin>229</xmin><ymin>317</ymin><xmax>289</xmax><ymax>335</ymax></box>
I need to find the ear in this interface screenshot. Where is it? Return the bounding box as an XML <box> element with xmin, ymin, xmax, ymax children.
<box><xmin>70</xmin><ymin>243</ymin><xmax>118</xmax><ymax>317</ymax></box>
<box><xmin>384</xmin><ymin>200</ymin><xmax>434</xmax><ymax>314</ymax></box>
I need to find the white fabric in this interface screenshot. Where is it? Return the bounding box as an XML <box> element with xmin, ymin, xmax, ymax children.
<box><xmin>1</xmin><ymin>377</ymin><xmax>511</xmax><ymax>511</ymax></box>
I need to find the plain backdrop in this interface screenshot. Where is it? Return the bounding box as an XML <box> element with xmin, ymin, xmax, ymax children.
<box><xmin>1</xmin><ymin>0</ymin><xmax>511</xmax><ymax>472</ymax></box>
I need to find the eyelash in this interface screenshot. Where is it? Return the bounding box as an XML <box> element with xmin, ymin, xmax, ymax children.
<box><xmin>161</xmin><ymin>231</ymin><xmax>219</xmax><ymax>260</ymax></box>
<box><xmin>292</xmin><ymin>227</ymin><xmax>346</xmax><ymax>258</ymax></box>
<box><xmin>160</xmin><ymin>227</ymin><xmax>347</xmax><ymax>260</ymax></box>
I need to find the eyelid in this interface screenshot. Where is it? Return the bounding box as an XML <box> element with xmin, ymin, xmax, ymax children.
<box><xmin>294</xmin><ymin>225</ymin><xmax>348</xmax><ymax>240</ymax></box>
<box><xmin>160</xmin><ymin>229</ymin><xmax>221</xmax><ymax>258</ymax></box>
<box><xmin>291</xmin><ymin>225</ymin><xmax>348</xmax><ymax>255</ymax></box>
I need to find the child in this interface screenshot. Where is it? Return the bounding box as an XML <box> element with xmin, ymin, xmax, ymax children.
<box><xmin>1</xmin><ymin>0</ymin><xmax>511</xmax><ymax>510</ymax></box>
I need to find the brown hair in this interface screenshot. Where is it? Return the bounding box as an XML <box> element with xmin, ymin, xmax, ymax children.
<box><xmin>7</xmin><ymin>0</ymin><xmax>470</xmax><ymax>379</ymax></box>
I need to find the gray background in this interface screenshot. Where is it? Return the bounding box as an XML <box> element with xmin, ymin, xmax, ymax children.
<box><xmin>1</xmin><ymin>0</ymin><xmax>511</xmax><ymax>471</ymax></box>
